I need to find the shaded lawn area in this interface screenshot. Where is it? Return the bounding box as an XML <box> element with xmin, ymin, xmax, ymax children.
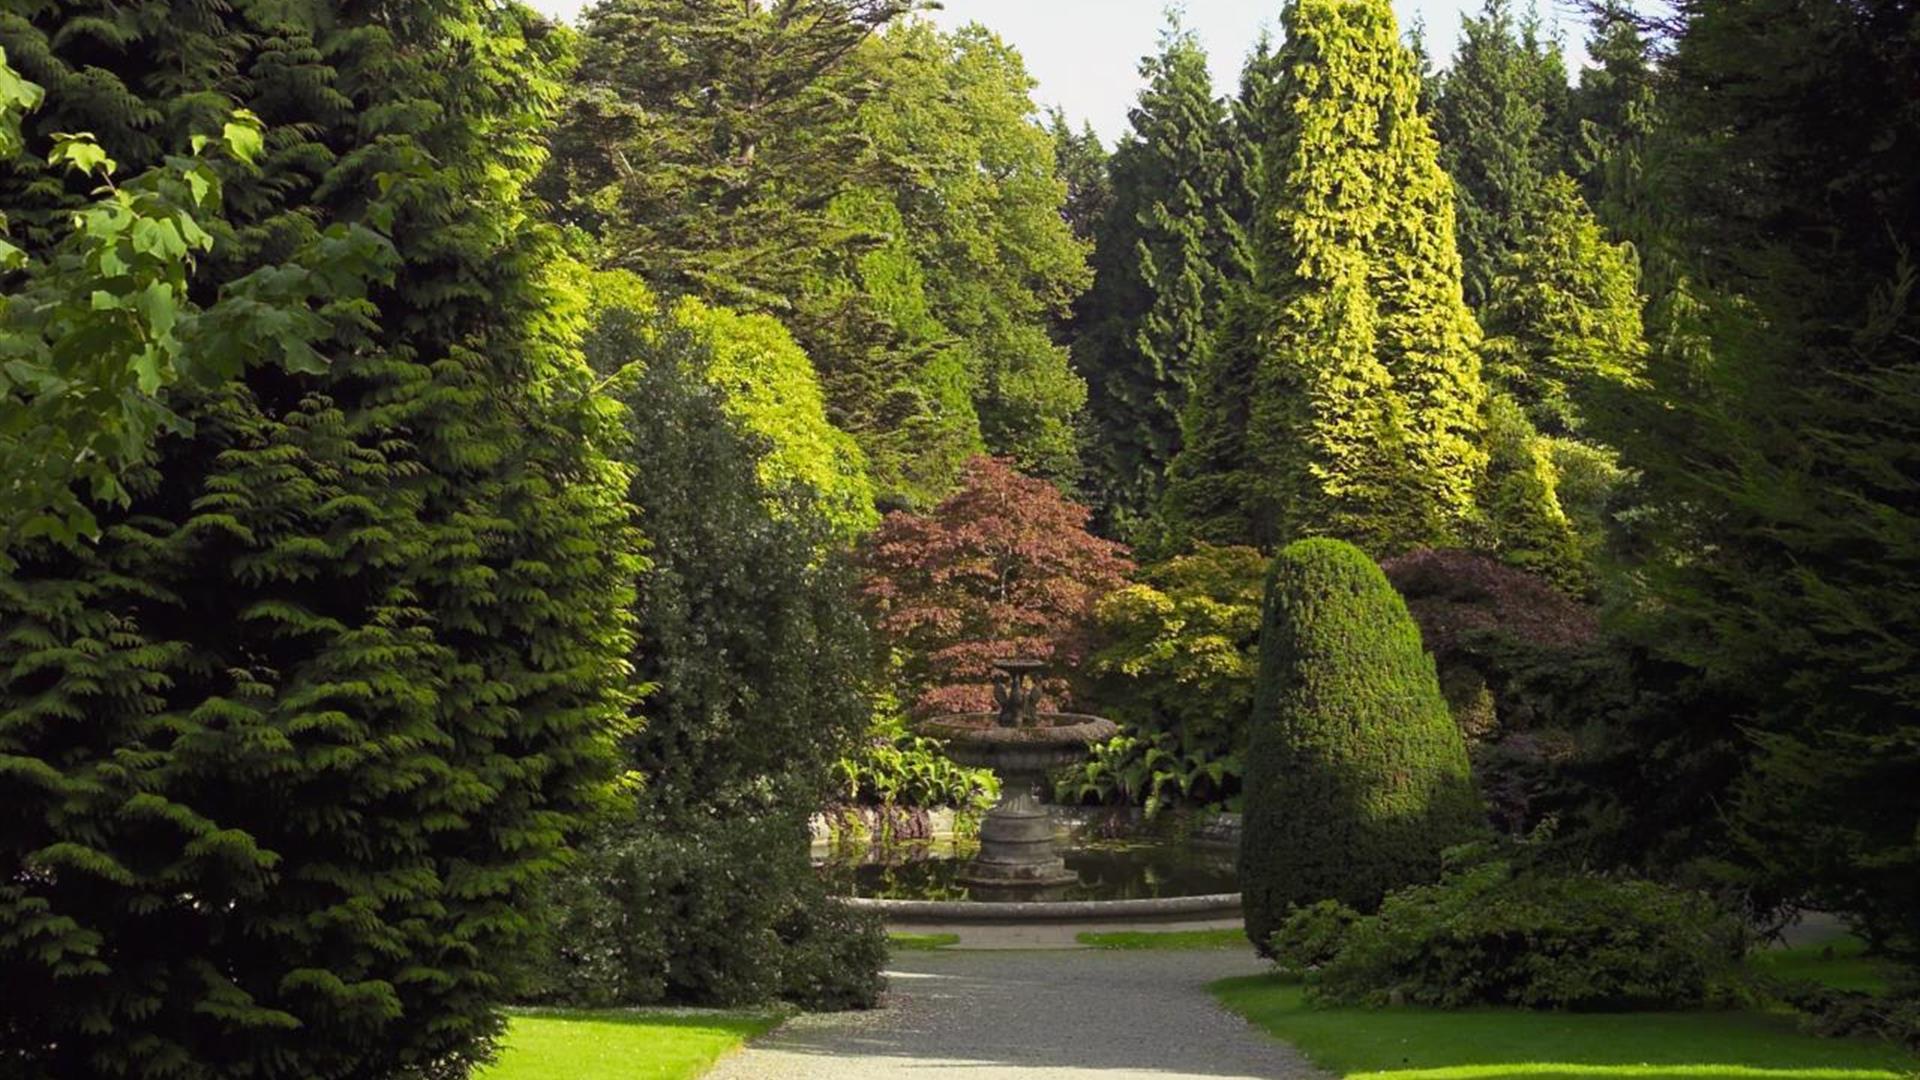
<box><xmin>1079</xmin><ymin>928</ymin><xmax>1248</xmax><ymax>950</ymax></box>
<box><xmin>1753</xmin><ymin>935</ymin><xmax>1899</xmax><ymax>997</ymax></box>
<box><xmin>1211</xmin><ymin>978</ymin><xmax>1920</xmax><ymax>1080</ymax></box>
<box><xmin>480</xmin><ymin>1009</ymin><xmax>782</xmax><ymax>1080</ymax></box>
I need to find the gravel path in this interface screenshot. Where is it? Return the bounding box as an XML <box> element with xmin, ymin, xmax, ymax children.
<box><xmin>704</xmin><ymin>948</ymin><xmax>1326</xmax><ymax>1079</ymax></box>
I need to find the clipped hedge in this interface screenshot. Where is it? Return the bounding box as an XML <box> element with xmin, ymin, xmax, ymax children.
<box><xmin>1240</xmin><ymin>539</ymin><xmax>1483</xmax><ymax>950</ymax></box>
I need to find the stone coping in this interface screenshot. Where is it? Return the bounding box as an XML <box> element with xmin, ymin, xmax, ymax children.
<box><xmin>846</xmin><ymin>892</ymin><xmax>1242</xmax><ymax>924</ymax></box>
<box><xmin>916</xmin><ymin>712</ymin><xmax>1119</xmax><ymax>745</ymax></box>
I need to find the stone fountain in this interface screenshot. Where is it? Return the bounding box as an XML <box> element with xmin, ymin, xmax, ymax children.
<box><xmin>916</xmin><ymin>658</ymin><xmax>1117</xmax><ymax>901</ymax></box>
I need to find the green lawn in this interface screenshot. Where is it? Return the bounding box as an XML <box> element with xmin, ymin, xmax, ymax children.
<box><xmin>889</xmin><ymin>931</ymin><xmax>961</xmax><ymax>951</ymax></box>
<box><xmin>1078</xmin><ymin>927</ymin><xmax>1249</xmax><ymax>950</ymax></box>
<box><xmin>480</xmin><ymin>1009</ymin><xmax>782</xmax><ymax>1080</ymax></box>
<box><xmin>1753</xmin><ymin>936</ymin><xmax>1898</xmax><ymax>996</ymax></box>
<box><xmin>1212</xmin><ymin>977</ymin><xmax>1920</xmax><ymax>1080</ymax></box>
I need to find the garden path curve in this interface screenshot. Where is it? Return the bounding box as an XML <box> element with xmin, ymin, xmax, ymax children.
<box><xmin>704</xmin><ymin>947</ymin><xmax>1326</xmax><ymax>1079</ymax></box>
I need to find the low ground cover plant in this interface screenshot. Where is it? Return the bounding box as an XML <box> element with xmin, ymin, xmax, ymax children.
<box><xmin>1270</xmin><ymin>855</ymin><xmax>1748</xmax><ymax>1010</ymax></box>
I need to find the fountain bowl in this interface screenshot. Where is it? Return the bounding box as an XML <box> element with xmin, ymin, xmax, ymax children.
<box><xmin>916</xmin><ymin>712</ymin><xmax>1119</xmax><ymax>772</ymax></box>
<box><xmin>915</xmin><ymin>710</ymin><xmax>1118</xmax><ymax>899</ymax></box>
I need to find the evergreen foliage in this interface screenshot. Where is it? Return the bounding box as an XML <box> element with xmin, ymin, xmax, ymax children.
<box><xmin>1076</xmin><ymin>18</ymin><xmax>1247</xmax><ymax>537</ymax></box>
<box><xmin>1169</xmin><ymin>0</ymin><xmax>1486</xmax><ymax>554</ymax></box>
<box><xmin>859</xmin><ymin>456</ymin><xmax>1132</xmax><ymax>718</ymax></box>
<box><xmin>849</xmin><ymin>22</ymin><xmax>1091</xmax><ymax>488</ymax></box>
<box><xmin>0</xmin><ymin>4</ymin><xmax>639</xmax><ymax>1076</ymax></box>
<box><xmin>1475</xmin><ymin>173</ymin><xmax>1644</xmax><ymax>584</ymax></box>
<box><xmin>1275</xmin><ymin>857</ymin><xmax>1746</xmax><ymax>1010</ymax></box>
<box><xmin>1480</xmin><ymin>175</ymin><xmax>1646</xmax><ymax>439</ymax></box>
<box><xmin>541</xmin><ymin>0</ymin><xmax>915</xmax><ymax>308</ymax></box>
<box><xmin>1432</xmin><ymin>0</ymin><xmax>1567</xmax><ymax>306</ymax></box>
<box><xmin>1570</xmin><ymin>1</ymin><xmax>1656</xmax><ymax>233</ymax></box>
<box><xmin>1240</xmin><ymin>539</ymin><xmax>1483</xmax><ymax>950</ymax></box>
<box><xmin>1481</xmin><ymin>393</ymin><xmax>1586</xmax><ymax>590</ymax></box>
<box><xmin>1604</xmin><ymin>0</ymin><xmax>1920</xmax><ymax>964</ymax></box>
<box><xmin>549</xmin><ymin>5</ymin><xmax>1089</xmax><ymax>503</ymax></box>
<box><xmin>531</xmin><ymin>290</ymin><xmax>884</xmax><ymax>1010</ymax></box>
<box><xmin>1048</xmin><ymin>108</ymin><xmax>1112</xmax><ymax>244</ymax></box>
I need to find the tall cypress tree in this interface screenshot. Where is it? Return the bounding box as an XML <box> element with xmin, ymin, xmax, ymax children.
<box><xmin>1432</xmin><ymin>0</ymin><xmax>1562</xmax><ymax>307</ymax></box>
<box><xmin>1481</xmin><ymin>174</ymin><xmax>1645</xmax><ymax>439</ymax></box>
<box><xmin>1170</xmin><ymin>0</ymin><xmax>1485</xmax><ymax>554</ymax></box>
<box><xmin>0</xmin><ymin>3</ymin><xmax>637</xmax><ymax>1076</ymax></box>
<box><xmin>1078</xmin><ymin>18</ymin><xmax>1246</xmax><ymax>537</ymax></box>
<box><xmin>1571</xmin><ymin>1</ymin><xmax>1657</xmax><ymax>235</ymax></box>
<box><xmin>1048</xmin><ymin>108</ymin><xmax>1112</xmax><ymax>245</ymax></box>
<box><xmin>1478</xmin><ymin>174</ymin><xmax>1645</xmax><ymax>584</ymax></box>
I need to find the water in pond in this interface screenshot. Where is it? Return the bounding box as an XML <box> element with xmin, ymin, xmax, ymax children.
<box><xmin>816</xmin><ymin>838</ymin><xmax>1237</xmax><ymax>902</ymax></box>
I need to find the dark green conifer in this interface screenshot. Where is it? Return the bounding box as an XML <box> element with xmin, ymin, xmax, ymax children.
<box><xmin>1606</xmin><ymin>0</ymin><xmax>1920</xmax><ymax>964</ymax></box>
<box><xmin>1240</xmin><ymin>539</ymin><xmax>1482</xmax><ymax>949</ymax></box>
<box><xmin>1078</xmin><ymin>17</ymin><xmax>1247</xmax><ymax>537</ymax></box>
<box><xmin>1431</xmin><ymin>0</ymin><xmax>1570</xmax><ymax>306</ymax></box>
<box><xmin>0</xmin><ymin>4</ymin><xmax>638</xmax><ymax>1076</ymax></box>
<box><xmin>1480</xmin><ymin>173</ymin><xmax>1646</xmax><ymax>438</ymax></box>
<box><xmin>1048</xmin><ymin>108</ymin><xmax>1113</xmax><ymax>244</ymax></box>
<box><xmin>1571</xmin><ymin>1</ymin><xmax>1656</xmax><ymax>232</ymax></box>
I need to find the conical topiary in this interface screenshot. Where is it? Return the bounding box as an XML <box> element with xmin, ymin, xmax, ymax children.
<box><xmin>1240</xmin><ymin>539</ymin><xmax>1484</xmax><ymax>951</ymax></box>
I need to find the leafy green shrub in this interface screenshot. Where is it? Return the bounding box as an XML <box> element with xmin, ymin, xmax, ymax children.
<box><xmin>1268</xmin><ymin>901</ymin><xmax>1363</xmax><ymax>978</ymax></box>
<box><xmin>1772</xmin><ymin>982</ymin><xmax>1920</xmax><ymax>1053</ymax></box>
<box><xmin>0</xmin><ymin>7</ymin><xmax>637</xmax><ymax>1077</ymax></box>
<box><xmin>1280</xmin><ymin>859</ymin><xmax>1748</xmax><ymax>1010</ymax></box>
<box><xmin>775</xmin><ymin>890</ymin><xmax>890</xmax><ymax>1011</ymax></box>
<box><xmin>1060</xmin><ymin>545</ymin><xmax>1265</xmax><ymax>815</ymax></box>
<box><xmin>836</xmin><ymin>726</ymin><xmax>999</xmax><ymax>811</ymax></box>
<box><xmin>532</xmin><ymin>817</ymin><xmax>883</xmax><ymax>1011</ymax></box>
<box><xmin>1241</xmin><ymin>539</ymin><xmax>1485</xmax><ymax>950</ymax></box>
<box><xmin>1059</xmin><ymin>728</ymin><xmax>1241</xmax><ymax>819</ymax></box>
<box><xmin>526</xmin><ymin>290</ymin><xmax>882</xmax><ymax>1011</ymax></box>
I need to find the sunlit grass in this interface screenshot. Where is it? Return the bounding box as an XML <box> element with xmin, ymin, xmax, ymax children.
<box><xmin>479</xmin><ymin>1009</ymin><xmax>782</xmax><ymax>1080</ymax></box>
<box><xmin>889</xmin><ymin>931</ymin><xmax>961</xmax><ymax>950</ymax></box>
<box><xmin>1212</xmin><ymin>977</ymin><xmax>1920</xmax><ymax>1080</ymax></box>
<box><xmin>1078</xmin><ymin>927</ymin><xmax>1248</xmax><ymax>950</ymax></box>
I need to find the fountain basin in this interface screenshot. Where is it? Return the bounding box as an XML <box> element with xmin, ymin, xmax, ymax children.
<box><xmin>819</xmin><ymin>836</ymin><xmax>1243</xmax><ymax>923</ymax></box>
<box><xmin>915</xmin><ymin>710</ymin><xmax>1118</xmax><ymax>899</ymax></box>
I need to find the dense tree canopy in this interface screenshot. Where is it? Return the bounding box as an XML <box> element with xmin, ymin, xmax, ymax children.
<box><xmin>531</xmin><ymin>284</ymin><xmax>884</xmax><ymax>1010</ymax></box>
<box><xmin>1431</xmin><ymin>0</ymin><xmax>1571</xmax><ymax>306</ymax></box>
<box><xmin>1077</xmin><ymin>19</ymin><xmax>1247</xmax><ymax>538</ymax></box>
<box><xmin>1603</xmin><ymin>0</ymin><xmax>1920</xmax><ymax>962</ymax></box>
<box><xmin>6</xmin><ymin>0</ymin><xmax>1920</xmax><ymax>1061</ymax></box>
<box><xmin>0</xmin><ymin>4</ymin><xmax>637</xmax><ymax>1075</ymax></box>
<box><xmin>1169</xmin><ymin>0</ymin><xmax>1486</xmax><ymax>555</ymax></box>
<box><xmin>545</xmin><ymin>3</ymin><xmax>1087</xmax><ymax>507</ymax></box>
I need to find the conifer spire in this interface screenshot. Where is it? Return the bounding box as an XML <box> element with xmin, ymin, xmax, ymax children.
<box><xmin>1170</xmin><ymin>0</ymin><xmax>1486</xmax><ymax>554</ymax></box>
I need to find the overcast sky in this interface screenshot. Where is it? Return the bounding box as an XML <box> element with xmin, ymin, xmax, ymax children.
<box><xmin>525</xmin><ymin>1</ymin><xmax>1594</xmax><ymax>144</ymax></box>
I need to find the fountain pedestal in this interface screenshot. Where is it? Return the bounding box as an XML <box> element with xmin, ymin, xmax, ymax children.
<box><xmin>917</xmin><ymin>661</ymin><xmax>1117</xmax><ymax>902</ymax></box>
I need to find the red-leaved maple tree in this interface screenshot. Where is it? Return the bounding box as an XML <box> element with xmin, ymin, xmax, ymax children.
<box><xmin>860</xmin><ymin>457</ymin><xmax>1134</xmax><ymax>718</ymax></box>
